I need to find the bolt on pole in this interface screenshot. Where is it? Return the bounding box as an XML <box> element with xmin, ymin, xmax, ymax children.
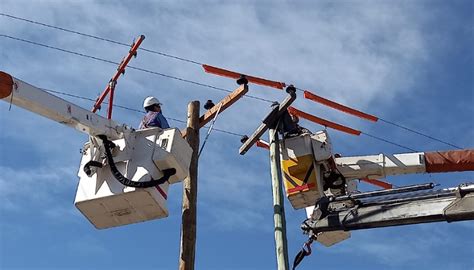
<box><xmin>179</xmin><ymin>101</ymin><xmax>200</xmax><ymax>270</ymax></box>
<box><xmin>269</xmin><ymin>127</ymin><xmax>290</xmax><ymax>270</ymax></box>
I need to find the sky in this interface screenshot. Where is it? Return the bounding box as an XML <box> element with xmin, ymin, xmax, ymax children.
<box><xmin>0</xmin><ymin>1</ymin><xmax>473</xmax><ymax>270</ymax></box>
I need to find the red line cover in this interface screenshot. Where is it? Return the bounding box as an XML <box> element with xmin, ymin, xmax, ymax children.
<box><xmin>288</xmin><ymin>107</ymin><xmax>361</xmax><ymax>136</ymax></box>
<box><xmin>202</xmin><ymin>64</ymin><xmax>285</xmax><ymax>90</ymax></box>
<box><xmin>256</xmin><ymin>140</ymin><xmax>270</xmax><ymax>150</ymax></box>
<box><xmin>92</xmin><ymin>35</ymin><xmax>145</xmax><ymax>115</ymax></box>
<box><xmin>360</xmin><ymin>178</ymin><xmax>393</xmax><ymax>189</ymax></box>
<box><xmin>304</xmin><ymin>90</ymin><xmax>378</xmax><ymax>122</ymax></box>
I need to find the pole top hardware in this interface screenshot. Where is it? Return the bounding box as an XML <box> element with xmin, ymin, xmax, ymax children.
<box><xmin>204</xmin><ymin>100</ymin><xmax>215</xmax><ymax>110</ymax></box>
<box><xmin>236</xmin><ymin>75</ymin><xmax>248</xmax><ymax>85</ymax></box>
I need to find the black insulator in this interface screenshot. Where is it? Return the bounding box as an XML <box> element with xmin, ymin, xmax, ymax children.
<box><xmin>204</xmin><ymin>100</ymin><xmax>215</xmax><ymax>110</ymax></box>
<box><xmin>240</xmin><ymin>135</ymin><xmax>249</xmax><ymax>144</ymax></box>
<box><xmin>237</xmin><ymin>75</ymin><xmax>248</xmax><ymax>85</ymax></box>
<box><xmin>286</xmin><ymin>84</ymin><xmax>296</xmax><ymax>94</ymax></box>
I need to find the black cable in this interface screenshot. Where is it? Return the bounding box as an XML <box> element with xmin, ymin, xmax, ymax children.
<box><xmin>0</xmin><ymin>34</ymin><xmax>274</xmax><ymax>104</ymax></box>
<box><xmin>99</xmin><ymin>135</ymin><xmax>176</xmax><ymax>188</ymax></box>
<box><xmin>362</xmin><ymin>132</ymin><xmax>417</xmax><ymax>152</ymax></box>
<box><xmin>379</xmin><ymin>118</ymin><xmax>462</xmax><ymax>150</ymax></box>
<box><xmin>0</xmin><ymin>12</ymin><xmax>203</xmax><ymax>65</ymax></box>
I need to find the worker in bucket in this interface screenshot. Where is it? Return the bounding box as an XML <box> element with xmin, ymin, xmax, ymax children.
<box><xmin>139</xmin><ymin>96</ymin><xmax>170</xmax><ymax>129</ymax></box>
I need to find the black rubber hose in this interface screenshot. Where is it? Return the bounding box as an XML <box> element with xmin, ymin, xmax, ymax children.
<box><xmin>98</xmin><ymin>135</ymin><xmax>176</xmax><ymax>188</ymax></box>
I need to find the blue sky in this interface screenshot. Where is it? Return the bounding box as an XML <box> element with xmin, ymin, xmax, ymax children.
<box><xmin>0</xmin><ymin>1</ymin><xmax>473</xmax><ymax>270</ymax></box>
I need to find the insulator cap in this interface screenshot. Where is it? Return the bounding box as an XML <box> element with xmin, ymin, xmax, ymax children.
<box><xmin>237</xmin><ymin>75</ymin><xmax>248</xmax><ymax>85</ymax></box>
<box><xmin>204</xmin><ymin>100</ymin><xmax>215</xmax><ymax>110</ymax></box>
<box><xmin>286</xmin><ymin>84</ymin><xmax>296</xmax><ymax>94</ymax></box>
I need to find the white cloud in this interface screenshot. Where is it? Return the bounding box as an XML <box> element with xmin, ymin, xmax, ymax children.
<box><xmin>0</xmin><ymin>165</ymin><xmax>77</xmax><ymax>211</ymax></box>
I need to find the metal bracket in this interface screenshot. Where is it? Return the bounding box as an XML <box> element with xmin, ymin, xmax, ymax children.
<box><xmin>239</xmin><ymin>87</ymin><xmax>296</xmax><ymax>155</ymax></box>
<box><xmin>444</xmin><ymin>184</ymin><xmax>474</xmax><ymax>222</ymax></box>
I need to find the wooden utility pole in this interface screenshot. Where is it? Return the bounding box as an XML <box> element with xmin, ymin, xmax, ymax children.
<box><xmin>177</xmin><ymin>85</ymin><xmax>248</xmax><ymax>269</ymax></box>
<box><xmin>269</xmin><ymin>127</ymin><xmax>290</xmax><ymax>270</ymax></box>
<box><xmin>179</xmin><ymin>101</ymin><xmax>200</xmax><ymax>270</ymax></box>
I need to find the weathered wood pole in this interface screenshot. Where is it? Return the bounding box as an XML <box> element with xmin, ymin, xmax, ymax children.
<box><xmin>269</xmin><ymin>127</ymin><xmax>290</xmax><ymax>270</ymax></box>
<box><xmin>179</xmin><ymin>101</ymin><xmax>200</xmax><ymax>270</ymax></box>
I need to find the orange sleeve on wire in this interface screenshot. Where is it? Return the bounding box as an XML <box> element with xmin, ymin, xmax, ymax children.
<box><xmin>303</xmin><ymin>90</ymin><xmax>378</xmax><ymax>122</ymax></box>
<box><xmin>256</xmin><ymin>140</ymin><xmax>270</xmax><ymax>150</ymax></box>
<box><xmin>360</xmin><ymin>178</ymin><xmax>393</xmax><ymax>189</ymax></box>
<box><xmin>202</xmin><ymin>64</ymin><xmax>285</xmax><ymax>90</ymax></box>
<box><xmin>288</xmin><ymin>107</ymin><xmax>361</xmax><ymax>136</ymax></box>
<box><xmin>92</xmin><ymin>35</ymin><xmax>146</xmax><ymax>114</ymax></box>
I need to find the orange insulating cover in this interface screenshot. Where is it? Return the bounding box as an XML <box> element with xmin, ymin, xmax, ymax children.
<box><xmin>0</xmin><ymin>71</ymin><xmax>13</xmax><ymax>99</ymax></box>
<box><xmin>424</xmin><ymin>149</ymin><xmax>474</xmax><ymax>173</ymax></box>
<box><xmin>304</xmin><ymin>90</ymin><xmax>378</xmax><ymax>122</ymax></box>
<box><xmin>360</xmin><ymin>178</ymin><xmax>393</xmax><ymax>189</ymax></box>
<box><xmin>288</xmin><ymin>106</ymin><xmax>361</xmax><ymax>136</ymax></box>
<box><xmin>202</xmin><ymin>64</ymin><xmax>286</xmax><ymax>90</ymax></box>
<box><xmin>256</xmin><ymin>140</ymin><xmax>270</xmax><ymax>150</ymax></box>
<box><xmin>92</xmin><ymin>35</ymin><xmax>146</xmax><ymax>115</ymax></box>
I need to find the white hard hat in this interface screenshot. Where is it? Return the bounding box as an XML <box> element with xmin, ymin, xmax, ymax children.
<box><xmin>143</xmin><ymin>96</ymin><xmax>161</xmax><ymax>108</ymax></box>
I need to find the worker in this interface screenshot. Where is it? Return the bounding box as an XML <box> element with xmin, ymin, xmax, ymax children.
<box><xmin>282</xmin><ymin>110</ymin><xmax>310</xmax><ymax>137</ymax></box>
<box><xmin>139</xmin><ymin>96</ymin><xmax>170</xmax><ymax>129</ymax></box>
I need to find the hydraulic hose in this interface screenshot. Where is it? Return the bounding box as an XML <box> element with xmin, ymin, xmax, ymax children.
<box><xmin>98</xmin><ymin>135</ymin><xmax>176</xmax><ymax>188</ymax></box>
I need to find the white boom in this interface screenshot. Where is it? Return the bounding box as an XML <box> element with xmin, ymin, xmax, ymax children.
<box><xmin>0</xmin><ymin>72</ymin><xmax>126</xmax><ymax>139</ymax></box>
<box><xmin>1</xmin><ymin>71</ymin><xmax>193</xmax><ymax>229</ymax></box>
<box><xmin>335</xmin><ymin>152</ymin><xmax>426</xmax><ymax>179</ymax></box>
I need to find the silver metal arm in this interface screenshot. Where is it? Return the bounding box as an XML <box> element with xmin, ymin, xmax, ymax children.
<box><xmin>302</xmin><ymin>183</ymin><xmax>474</xmax><ymax>233</ymax></box>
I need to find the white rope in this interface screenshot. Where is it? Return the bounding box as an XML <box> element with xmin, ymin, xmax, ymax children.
<box><xmin>198</xmin><ymin>103</ymin><xmax>223</xmax><ymax>157</ymax></box>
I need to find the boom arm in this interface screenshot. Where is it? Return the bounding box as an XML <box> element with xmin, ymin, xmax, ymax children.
<box><xmin>0</xmin><ymin>71</ymin><xmax>126</xmax><ymax>140</ymax></box>
<box><xmin>335</xmin><ymin>149</ymin><xmax>474</xmax><ymax>180</ymax></box>
<box><xmin>302</xmin><ymin>183</ymin><xmax>474</xmax><ymax>233</ymax></box>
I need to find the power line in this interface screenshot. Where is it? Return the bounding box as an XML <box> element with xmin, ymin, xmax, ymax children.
<box><xmin>294</xmin><ymin>87</ymin><xmax>463</xmax><ymax>150</ymax></box>
<box><xmin>0</xmin><ymin>13</ymin><xmax>463</xmax><ymax>150</ymax></box>
<box><xmin>0</xmin><ymin>12</ymin><xmax>203</xmax><ymax>66</ymax></box>
<box><xmin>0</xmin><ymin>34</ymin><xmax>274</xmax><ymax>104</ymax></box>
<box><xmin>362</xmin><ymin>132</ymin><xmax>417</xmax><ymax>152</ymax></box>
<box><xmin>0</xmin><ymin>35</ymin><xmax>444</xmax><ymax>152</ymax></box>
<box><xmin>378</xmin><ymin>118</ymin><xmax>462</xmax><ymax>150</ymax></box>
<box><xmin>41</xmin><ymin>88</ymin><xmax>245</xmax><ymax>138</ymax></box>
<box><xmin>43</xmin><ymin>87</ymin><xmax>417</xmax><ymax>150</ymax></box>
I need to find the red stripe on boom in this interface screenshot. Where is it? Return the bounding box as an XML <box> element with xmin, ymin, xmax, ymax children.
<box><xmin>156</xmin><ymin>185</ymin><xmax>168</xmax><ymax>200</ymax></box>
<box><xmin>287</xmin><ymin>183</ymin><xmax>316</xmax><ymax>193</ymax></box>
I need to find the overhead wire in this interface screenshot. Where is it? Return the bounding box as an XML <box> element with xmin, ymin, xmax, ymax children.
<box><xmin>0</xmin><ymin>12</ymin><xmax>203</xmax><ymax>66</ymax></box>
<box><xmin>378</xmin><ymin>118</ymin><xmax>462</xmax><ymax>149</ymax></box>
<box><xmin>0</xmin><ymin>12</ymin><xmax>463</xmax><ymax>150</ymax></box>
<box><xmin>0</xmin><ymin>34</ymin><xmax>274</xmax><ymax>104</ymax></box>
<box><xmin>294</xmin><ymin>87</ymin><xmax>462</xmax><ymax>150</ymax></box>
<box><xmin>1</xmin><ymin>34</ymin><xmax>420</xmax><ymax>151</ymax></box>
<box><xmin>41</xmin><ymin>87</ymin><xmax>416</xmax><ymax>151</ymax></box>
<box><xmin>0</xmin><ymin>37</ymin><xmax>450</xmax><ymax>152</ymax></box>
<box><xmin>41</xmin><ymin>87</ymin><xmax>245</xmax><ymax>138</ymax></box>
